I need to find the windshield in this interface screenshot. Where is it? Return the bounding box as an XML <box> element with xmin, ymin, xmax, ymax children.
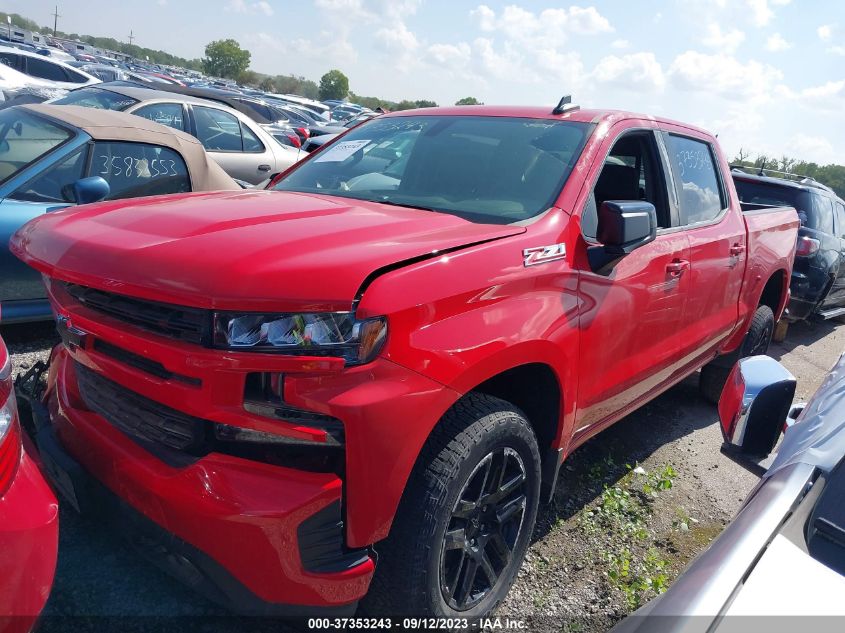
<box><xmin>273</xmin><ymin>115</ymin><xmax>591</xmax><ymax>224</ymax></box>
<box><xmin>53</xmin><ymin>87</ymin><xmax>139</xmax><ymax>110</ymax></box>
<box><xmin>0</xmin><ymin>109</ymin><xmax>73</xmax><ymax>184</ymax></box>
<box><xmin>734</xmin><ymin>178</ymin><xmax>833</xmax><ymax>233</ymax></box>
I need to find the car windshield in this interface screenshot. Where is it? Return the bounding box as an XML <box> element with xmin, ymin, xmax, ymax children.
<box><xmin>273</xmin><ymin>115</ymin><xmax>591</xmax><ymax>224</ymax></box>
<box><xmin>53</xmin><ymin>87</ymin><xmax>138</xmax><ymax>110</ymax></box>
<box><xmin>734</xmin><ymin>178</ymin><xmax>833</xmax><ymax>233</ymax></box>
<box><xmin>0</xmin><ymin>109</ymin><xmax>73</xmax><ymax>184</ymax></box>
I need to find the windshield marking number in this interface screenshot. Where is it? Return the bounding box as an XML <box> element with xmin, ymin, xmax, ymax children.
<box><xmin>523</xmin><ymin>244</ymin><xmax>567</xmax><ymax>267</ymax></box>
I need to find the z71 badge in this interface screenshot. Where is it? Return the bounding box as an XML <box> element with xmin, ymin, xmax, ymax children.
<box><xmin>523</xmin><ymin>243</ymin><xmax>567</xmax><ymax>267</ymax></box>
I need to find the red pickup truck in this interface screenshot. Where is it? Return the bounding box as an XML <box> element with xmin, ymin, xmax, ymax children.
<box><xmin>12</xmin><ymin>104</ymin><xmax>798</xmax><ymax>618</ymax></box>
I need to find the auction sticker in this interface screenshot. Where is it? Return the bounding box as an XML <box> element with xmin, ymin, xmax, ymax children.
<box><xmin>314</xmin><ymin>139</ymin><xmax>371</xmax><ymax>163</ymax></box>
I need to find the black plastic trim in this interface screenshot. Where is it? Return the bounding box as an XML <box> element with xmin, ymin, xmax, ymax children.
<box><xmin>298</xmin><ymin>500</ymin><xmax>370</xmax><ymax>574</ymax></box>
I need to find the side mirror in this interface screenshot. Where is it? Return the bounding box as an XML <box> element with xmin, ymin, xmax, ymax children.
<box><xmin>72</xmin><ymin>176</ymin><xmax>110</xmax><ymax>205</ymax></box>
<box><xmin>718</xmin><ymin>355</ymin><xmax>796</xmax><ymax>457</ymax></box>
<box><xmin>588</xmin><ymin>200</ymin><xmax>657</xmax><ymax>274</ymax></box>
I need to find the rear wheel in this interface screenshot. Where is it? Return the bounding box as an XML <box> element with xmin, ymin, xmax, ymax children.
<box><xmin>362</xmin><ymin>394</ymin><xmax>541</xmax><ymax>617</ymax></box>
<box><xmin>700</xmin><ymin>304</ymin><xmax>775</xmax><ymax>404</ymax></box>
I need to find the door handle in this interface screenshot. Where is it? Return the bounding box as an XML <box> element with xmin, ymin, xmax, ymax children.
<box><xmin>666</xmin><ymin>259</ymin><xmax>690</xmax><ymax>277</ymax></box>
<box><xmin>258</xmin><ymin>164</ymin><xmax>271</xmax><ymax>172</ymax></box>
<box><xmin>730</xmin><ymin>244</ymin><xmax>745</xmax><ymax>257</ymax></box>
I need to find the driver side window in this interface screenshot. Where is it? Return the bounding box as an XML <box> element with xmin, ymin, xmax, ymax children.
<box><xmin>582</xmin><ymin>131</ymin><xmax>671</xmax><ymax>241</ymax></box>
<box><xmin>10</xmin><ymin>147</ymin><xmax>87</xmax><ymax>204</ymax></box>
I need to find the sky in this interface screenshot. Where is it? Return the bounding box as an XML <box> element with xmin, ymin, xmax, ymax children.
<box><xmin>7</xmin><ymin>0</ymin><xmax>845</xmax><ymax>164</ymax></box>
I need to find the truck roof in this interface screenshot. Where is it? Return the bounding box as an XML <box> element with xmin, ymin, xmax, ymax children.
<box><xmin>381</xmin><ymin>105</ymin><xmax>713</xmax><ymax>137</ymax></box>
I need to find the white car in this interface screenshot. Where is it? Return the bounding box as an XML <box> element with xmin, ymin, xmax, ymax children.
<box><xmin>0</xmin><ymin>63</ymin><xmax>67</xmax><ymax>104</ymax></box>
<box><xmin>54</xmin><ymin>84</ymin><xmax>303</xmax><ymax>184</ymax></box>
<box><xmin>0</xmin><ymin>45</ymin><xmax>99</xmax><ymax>90</ymax></box>
<box><xmin>614</xmin><ymin>353</ymin><xmax>845</xmax><ymax>632</ymax></box>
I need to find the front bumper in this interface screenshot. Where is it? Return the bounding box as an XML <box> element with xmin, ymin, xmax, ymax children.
<box><xmin>43</xmin><ymin>348</ymin><xmax>374</xmax><ymax>612</ymax></box>
<box><xmin>0</xmin><ymin>440</ymin><xmax>58</xmax><ymax>625</ymax></box>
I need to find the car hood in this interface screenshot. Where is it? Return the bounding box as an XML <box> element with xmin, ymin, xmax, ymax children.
<box><xmin>11</xmin><ymin>190</ymin><xmax>525</xmax><ymax>312</ymax></box>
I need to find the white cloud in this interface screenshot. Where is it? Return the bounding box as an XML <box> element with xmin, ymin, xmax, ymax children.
<box><xmin>744</xmin><ymin>0</ymin><xmax>789</xmax><ymax>27</ymax></box>
<box><xmin>226</xmin><ymin>0</ymin><xmax>273</xmax><ymax>15</ymax></box>
<box><xmin>828</xmin><ymin>45</ymin><xmax>845</xmax><ymax>55</ymax></box>
<box><xmin>470</xmin><ymin>4</ymin><xmax>613</xmax><ymax>49</ymax></box>
<box><xmin>702</xmin><ymin>23</ymin><xmax>745</xmax><ymax>53</ymax></box>
<box><xmin>818</xmin><ymin>23</ymin><xmax>835</xmax><ymax>41</ymax></box>
<box><xmin>567</xmin><ymin>6</ymin><xmax>614</xmax><ymax>35</ymax></box>
<box><xmin>787</xmin><ymin>133</ymin><xmax>836</xmax><ymax>164</ymax></box>
<box><xmin>375</xmin><ymin>21</ymin><xmax>420</xmax><ymax>71</ymax></box>
<box><xmin>254</xmin><ymin>30</ymin><xmax>357</xmax><ymax>63</ymax></box>
<box><xmin>425</xmin><ymin>42</ymin><xmax>472</xmax><ymax>68</ymax></box>
<box><xmin>459</xmin><ymin>5</ymin><xmax>611</xmax><ymax>87</ymax></box>
<box><xmin>765</xmin><ymin>32</ymin><xmax>791</xmax><ymax>51</ymax></box>
<box><xmin>611</xmin><ymin>39</ymin><xmax>630</xmax><ymax>50</ymax></box>
<box><xmin>592</xmin><ymin>52</ymin><xmax>665</xmax><ymax>92</ymax></box>
<box><xmin>472</xmin><ymin>37</ymin><xmax>537</xmax><ymax>83</ymax></box>
<box><xmin>668</xmin><ymin>51</ymin><xmax>783</xmax><ymax>99</ymax></box>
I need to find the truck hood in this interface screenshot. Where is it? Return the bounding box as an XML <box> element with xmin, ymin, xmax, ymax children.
<box><xmin>11</xmin><ymin>190</ymin><xmax>525</xmax><ymax>311</ymax></box>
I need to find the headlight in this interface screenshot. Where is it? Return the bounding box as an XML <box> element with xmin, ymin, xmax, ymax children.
<box><xmin>213</xmin><ymin>312</ymin><xmax>387</xmax><ymax>365</ymax></box>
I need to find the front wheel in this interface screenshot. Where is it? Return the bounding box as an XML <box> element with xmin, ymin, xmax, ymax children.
<box><xmin>362</xmin><ymin>394</ymin><xmax>541</xmax><ymax>618</ymax></box>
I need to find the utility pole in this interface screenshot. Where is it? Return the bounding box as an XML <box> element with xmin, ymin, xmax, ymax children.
<box><xmin>128</xmin><ymin>30</ymin><xmax>134</xmax><ymax>46</ymax></box>
<box><xmin>51</xmin><ymin>5</ymin><xmax>60</xmax><ymax>36</ymax></box>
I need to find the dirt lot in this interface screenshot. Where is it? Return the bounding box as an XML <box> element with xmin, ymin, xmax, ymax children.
<box><xmin>3</xmin><ymin>317</ymin><xmax>843</xmax><ymax>632</ymax></box>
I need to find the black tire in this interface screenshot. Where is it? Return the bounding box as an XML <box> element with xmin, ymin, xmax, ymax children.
<box><xmin>361</xmin><ymin>394</ymin><xmax>541</xmax><ymax>618</ymax></box>
<box><xmin>739</xmin><ymin>304</ymin><xmax>775</xmax><ymax>358</ymax></box>
<box><xmin>699</xmin><ymin>304</ymin><xmax>775</xmax><ymax>404</ymax></box>
<box><xmin>699</xmin><ymin>364</ymin><xmax>730</xmax><ymax>405</ymax></box>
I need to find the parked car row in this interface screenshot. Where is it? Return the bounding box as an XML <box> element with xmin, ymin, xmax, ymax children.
<box><xmin>2</xmin><ymin>97</ymin><xmax>810</xmax><ymax>629</ymax></box>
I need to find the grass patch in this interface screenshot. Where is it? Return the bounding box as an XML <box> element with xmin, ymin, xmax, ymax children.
<box><xmin>579</xmin><ymin>463</ymin><xmax>678</xmax><ymax>610</ymax></box>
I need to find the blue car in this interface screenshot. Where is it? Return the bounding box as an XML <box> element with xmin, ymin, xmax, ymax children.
<box><xmin>0</xmin><ymin>103</ymin><xmax>238</xmax><ymax>323</ymax></box>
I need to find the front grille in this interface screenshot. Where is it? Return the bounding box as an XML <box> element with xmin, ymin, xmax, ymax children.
<box><xmin>75</xmin><ymin>362</ymin><xmax>207</xmax><ymax>453</ymax></box>
<box><xmin>64</xmin><ymin>283</ymin><xmax>209</xmax><ymax>345</ymax></box>
<box><xmin>93</xmin><ymin>340</ymin><xmax>201</xmax><ymax>387</ymax></box>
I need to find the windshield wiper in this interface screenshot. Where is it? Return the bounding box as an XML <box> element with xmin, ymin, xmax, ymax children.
<box><xmin>375</xmin><ymin>198</ymin><xmax>440</xmax><ymax>213</ymax></box>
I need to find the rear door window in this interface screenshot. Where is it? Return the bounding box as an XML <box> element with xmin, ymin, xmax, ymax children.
<box><xmin>91</xmin><ymin>141</ymin><xmax>191</xmax><ymax>199</ymax></box>
<box><xmin>133</xmin><ymin>103</ymin><xmax>186</xmax><ymax>131</ymax></box>
<box><xmin>663</xmin><ymin>133</ymin><xmax>726</xmax><ymax>225</ymax></box>
<box><xmin>836</xmin><ymin>202</ymin><xmax>845</xmax><ymax>239</ymax></box>
<box><xmin>241</xmin><ymin>122</ymin><xmax>264</xmax><ymax>152</ymax></box>
<box><xmin>193</xmin><ymin>106</ymin><xmax>244</xmax><ymax>152</ymax></box>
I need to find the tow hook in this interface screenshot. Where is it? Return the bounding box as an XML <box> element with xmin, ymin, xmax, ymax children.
<box><xmin>14</xmin><ymin>360</ymin><xmax>49</xmax><ymax>439</ymax></box>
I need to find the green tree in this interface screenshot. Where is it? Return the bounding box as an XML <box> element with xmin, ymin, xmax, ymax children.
<box><xmin>202</xmin><ymin>39</ymin><xmax>251</xmax><ymax>79</ymax></box>
<box><xmin>319</xmin><ymin>70</ymin><xmax>349</xmax><ymax>101</ymax></box>
<box><xmin>455</xmin><ymin>96</ymin><xmax>483</xmax><ymax>106</ymax></box>
<box><xmin>236</xmin><ymin>69</ymin><xmax>259</xmax><ymax>87</ymax></box>
<box><xmin>414</xmin><ymin>99</ymin><xmax>438</xmax><ymax>108</ymax></box>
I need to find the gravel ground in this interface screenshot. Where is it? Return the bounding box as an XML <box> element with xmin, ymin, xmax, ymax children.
<box><xmin>2</xmin><ymin>317</ymin><xmax>842</xmax><ymax>632</ymax></box>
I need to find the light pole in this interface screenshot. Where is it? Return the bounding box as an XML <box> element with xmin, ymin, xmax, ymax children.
<box><xmin>6</xmin><ymin>16</ymin><xmax>11</xmax><ymax>43</ymax></box>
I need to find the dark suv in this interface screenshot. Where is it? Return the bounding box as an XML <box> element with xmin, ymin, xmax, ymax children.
<box><xmin>733</xmin><ymin>167</ymin><xmax>845</xmax><ymax>325</ymax></box>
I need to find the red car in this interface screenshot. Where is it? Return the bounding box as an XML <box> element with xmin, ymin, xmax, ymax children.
<box><xmin>12</xmin><ymin>103</ymin><xmax>798</xmax><ymax>618</ymax></box>
<box><xmin>0</xmin><ymin>327</ymin><xmax>58</xmax><ymax>633</ymax></box>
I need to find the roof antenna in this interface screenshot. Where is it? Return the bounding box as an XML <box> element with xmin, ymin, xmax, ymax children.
<box><xmin>552</xmin><ymin>95</ymin><xmax>579</xmax><ymax>115</ymax></box>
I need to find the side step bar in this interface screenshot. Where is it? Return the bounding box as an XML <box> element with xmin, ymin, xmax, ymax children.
<box><xmin>818</xmin><ymin>306</ymin><xmax>845</xmax><ymax>320</ymax></box>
